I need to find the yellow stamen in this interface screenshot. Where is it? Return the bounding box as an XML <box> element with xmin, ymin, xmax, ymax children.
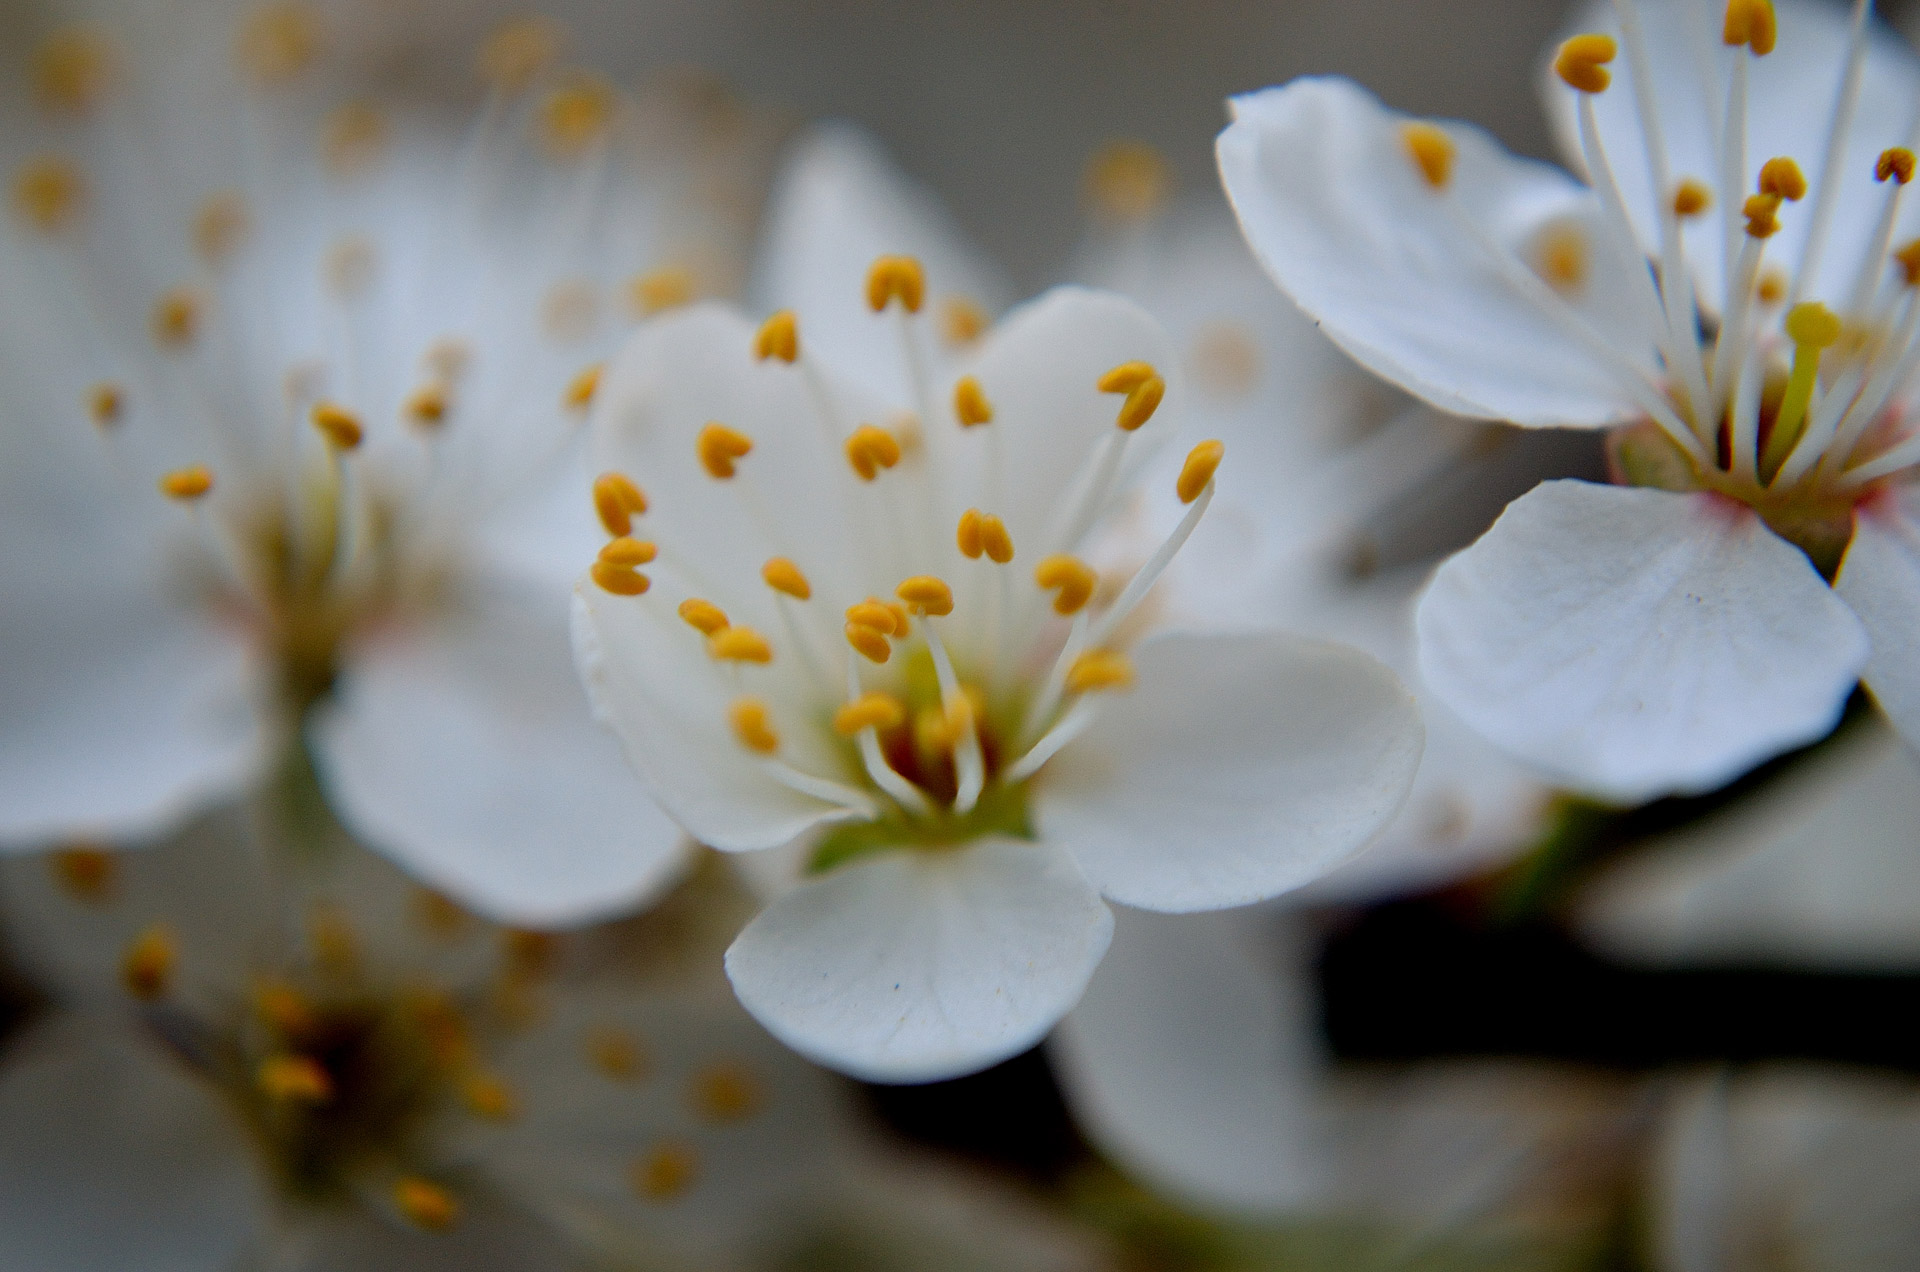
<box><xmin>1401</xmin><ymin>122</ymin><xmax>1456</xmax><ymax>190</ymax></box>
<box><xmin>956</xmin><ymin>509</ymin><xmax>1014</xmax><ymax>563</ymax></box>
<box><xmin>592</xmin><ymin>472</ymin><xmax>648</xmax><ymax>536</ymax></box>
<box><xmin>834</xmin><ymin>692</ymin><xmax>906</xmax><ymax>735</ymax></box>
<box><xmin>729</xmin><ymin>697</ymin><xmax>779</xmax><ymax>753</ymax></box>
<box><xmin>122</xmin><ymin>924</ymin><xmax>175</xmax><ymax>1000</ymax></box>
<box><xmin>762</xmin><ymin>557</ymin><xmax>811</xmax><ymax>599</ymax></box>
<box><xmin>1533</xmin><ymin>219</ymin><xmax>1589</xmax><ymax>294</ymax></box>
<box><xmin>50</xmin><ymin>845</ymin><xmax>115</xmax><ymax>904</ymax></box>
<box><xmin>845</xmin><ymin>622</ymin><xmax>892</xmax><ymax>664</ymax></box>
<box><xmin>88</xmin><ymin>384</ymin><xmax>124</xmax><ymax>429</ymax></box>
<box><xmin>1878</xmin><ymin>148</ymin><xmax>1916</xmax><ymax>185</ymax></box>
<box><xmin>1744</xmin><ymin>192</ymin><xmax>1782</xmax><ymax>239</ymax></box>
<box><xmin>1553</xmin><ymin>33</ymin><xmax>1616</xmax><ymax>94</ymax></box>
<box><xmin>1758</xmin><ymin>157</ymin><xmax>1807</xmax><ymax>203</ymax></box>
<box><xmin>588</xmin><ymin>1027</ymin><xmax>647</xmax><ymax>1081</ymax></box>
<box><xmin>159</xmin><ymin>466</ymin><xmax>214</xmax><ymax>501</ymax></box>
<box><xmin>690</xmin><ymin>1062</ymin><xmax>763</xmax><ymax>1123</ymax></box>
<box><xmin>310</xmin><ymin>401</ymin><xmax>363</xmax><ymax>450</ymax></box>
<box><xmin>404</xmin><ymin>383</ymin><xmax>449</xmax><ymax>429</ymax></box>
<box><xmin>33</xmin><ymin>27</ymin><xmax>116</xmax><ymax>116</ymax></box>
<box><xmin>896</xmin><ymin>575</ymin><xmax>954</xmax><ymax>616</ymax></box>
<box><xmin>1177</xmin><ymin>439</ymin><xmax>1225</xmax><ymax>504</ymax></box>
<box><xmin>322</xmin><ymin>102</ymin><xmax>387</xmax><ymax>178</ymax></box>
<box><xmin>1066</xmin><ymin>649</ymin><xmax>1135</xmax><ymax>694</ymax></box>
<box><xmin>632</xmin><ymin>1140</ymin><xmax>699</xmax><ymax>1201</ymax></box>
<box><xmin>599</xmin><ymin>537</ymin><xmax>658</xmax><ymax>567</ymax></box>
<box><xmin>477</xmin><ymin>17</ymin><xmax>561</xmax><ymax>94</ymax></box>
<box><xmin>564</xmin><ymin>363</ymin><xmax>602</xmax><ymax>412</ymax></box>
<box><xmin>1083</xmin><ymin>139</ymin><xmax>1171</xmax><ymax>222</ymax></box>
<box><xmin>754</xmin><ymin>310</ymin><xmax>799</xmax><ymax>362</ymax></box>
<box><xmin>394</xmin><ymin>1177</ymin><xmax>460</xmax><ymax>1231</ymax></box>
<box><xmin>678</xmin><ymin>598</ymin><xmax>729</xmax><ymax>634</ymax></box>
<box><xmin>939</xmin><ymin>295</ymin><xmax>989</xmax><ymax>347</ymax></box>
<box><xmin>1097</xmin><ymin>361</ymin><xmax>1156</xmax><ymax>394</ymax></box>
<box><xmin>1723</xmin><ymin>0</ymin><xmax>1777</xmax><ymax>55</ymax></box>
<box><xmin>258</xmin><ymin>1054</ymin><xmax>333</xmax><ymax>1104</ymax></box>
<box><xmin>1757</xmin><ymin>266</ymin><xmax>1789</xmax><ymax>305</ymax></box>
<box><xmin>252</xmin><ymin>979</ymin><xmax>316</xmax><ymax>1037</ymax></box>
<box><xmin>953</xmin><ymin>375</ymin><xmax>993</xmax><ymax>426</ymax></box>
<box><xmin>1114</xmin><ymin>376</ymin><xmax>1166</xmax><ymax>432</ymax></box>
<box><xmin>151</xmin><ymin>287</ymin><xmax>202</xmax><ymax>349</ymax></box>
<box><xmin>845</xmin><ymin>601</ymin><xmax>897</xmax><ymax>632</ymax></box>
<box><xmin>709</xmin><ymin>626</ymin><xmax>773</xmax><ymax>663</ymax></box>
<box><xmin>630</xmin><ymin>267</ymin><xmax>695</xmax><ymax>317</ymax></box>
<box><xmin>462</xmin><ymin>1073</ymin><xmax>518</xmax><ymax>1122</ymax></box>
<box><xmin>697</xmin><ymin>422</ymin><xmax>752</xmax><ymax>479</ymax></box>
<box><xmin>1034</xmin><ymin>555</ymin><xmax>1097</xmax><ymax>615</ymax></box>
<box><xmin>1895</xmin><ymin>238</ymin><xmax>1920</xmax><ymax>287</ymax></box>
<box><xmin>237</xmin><ymin>4</ymin><xmax>321</xmax><ymax>88</ymax></box>
<box><xmin>865</xmin><ymin>255</ymin><xmax>926</xmax><ymax>313</ymax></box>
<box><xmin>591</xmin><ymin>561</ymin><xmax>650</xmax><ymax>596</ymax></box>
<box><xmin>1673</xmin><ymin>178</ymin><xmax>1714</xmax><ymax>218</ymax></box>
<box><xmin>1764</xmin><ymin>301</ymin><xmax>1842</xmax><ymax>477</ymax></box>
<box><xmin>12</xmin><ymin>157</ymin><xmax>86</xmax><ymax>234</ymax></box>
<box><xmin>845</xmin><ymin>424</ymin><xmax>903</xmax><ymax>481</ymax></box>
<box><xmin>539</xmin><ymin>72</ymin><xmax>615</xmax><ymax>160</ymax></box>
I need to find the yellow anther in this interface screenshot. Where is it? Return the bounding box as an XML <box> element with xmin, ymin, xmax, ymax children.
<box><xmin>939</xmin><ymin>295</ymin><xmax>989</xmax><ymax>347</ymax></box>
<box><xmin>1401</xmin><ymin>122</ymin><xmax>1456</xmax><ymax>190</ymax></box>
<box><xmin>1758</xmin><ymin>157</ymin><xmax>1807</xmax><ymax>203</ymax></box>
<box><xmin>953</xmin><ymin>375</ymin><xmax>994</xmax><ymax>427</ymax></box>
<box><xmin>322</xmin><ymin>102</ymin><xmax>387</xmax><ymax>178</ymax></box>
<box><xmin>697</xmin><ymin>422</ymin><xmax>752</xmax><ymax>479</ymax></box>
<box><xmin>592</xmin><ymin>472</ymin><xmax>648</xmax><ymax>536</ymax></box>
<box><xmin>588</xmin><ymin>1026</ymin><xmax>648</xmax><ymax>1081</ymax></box>
<box><xmin>1784</xmin><ymin>301</ymin><xmax>1842</xmax><ymax>349</ymax></box>
<box><xmin>33</xmin><ymin>27</ymin><xmax>116</xmax><ymax>116</ymax></box>
<box><xmin>1532</xmin><ymin>219</ymin><xmax>1589</xmax><ymax>294</ymax></box>
<box><xmin>1084</xmin><ymin>139</ymin><xmax>1171</xmax><ymax>222</ymax></box>
<box><xmin>630</xmin><ymin>267</ymin><xmax>695</xmax><ymax>317</ymax></box>
<box><xmin>1097</xmin><ymin>361</ymin><xmax>1157</xmax><ymax>394</ymax></box>
<box><xmin>563</xmin><ymin>363</ymin><xmax>603</xmax><ymax>413</ymax></box>
<box><xmin>729</xmin><ymin>697</ymin><xmax>779</xmax><ymax>753</ymax></box>
<box><xmin>251</xmin><ymin>979</ymin><xmax>316</xmax><ymax>1036</ymax></box>
<box><xmin>151</xmin><ymin>287</ymin><xmax>202</xmax><ymax>350</ymax></box>
<box><xmin>591</xmin><ymin>561</ymin><xmax>650</xmax><ymax>596</ymax></box>
<box><xmin>539</xmin><ymin>72</ymin><xmax>616</xmax><ymax>160</ymax></box>
<box><xmin>12</xmin><ymin>157</ymin><xmax>86</xmax><ymax>234</ymax></box>
<box><xmin>1066</xmin><ymin>649</ymin><xmax>1135</xmax><ymax>694</ymax></box>
<box><xmin>845</xmin><ymin>622</ymin><xmax>892</xmax><ymax>664</ymax></box>
<box><xmin>754</xmin><ymin>310</ymin><xmax>799</xmax><ymax>362</ymax></box>
<box><xmin>50</xmin><ymin>845</ymin><xmax>115</xmax><ymax>904</ymax></box>
<box><xmin>1878</xmin><ymin>148</ymin><xmax>1916</xmax><ymax>185</ymax></box>
<box><xmin>845</xmin><ymin>424</ymin><xmax>903</xmax><ymax>481</ymax></box>
<box><xmin>896</xmin><ymin>575</ymin><xmax>954</xmax><ymax>617</ymax></box>
<box><xmin>1744</xmin><ymin>192</ymin><xmax>1782</xmax><ymax>239</ymax></box>
<box><xmin>88</xmin><ymin>383</ymin><xmax>124</xmax><ymax>429</ymax></box>
<box><xmin>957</xmin><ymin>508</ymin><xmax>984</xmax><ymax>559</ymax></box>
<box><xmin>1766</xmin><ymin>301</ymin><xmax>1843</xmax><ymax>478</ymax></box>
<box><xmin>122</xmin><ymin>924</ymin><xmax>176</xmax><ymax>1000</ymax></box>
<box><xmin>1553</xmin><ymin>33</ymin><xmax>1617</xmax><ymax>93</ymax></box>
<box><xmin>258</xmin><ymin>1054</ymin><xmax>333</xmax><ymax>1104</ymax></box>
<box><xmin>599</xmin><ymin>537</ymin><xmax>658</xmax><ymax>567</ymax></box>
<box><xmin>957</xmin><ymin>509</ymin><xmax>1015</xmax><ymax>563</ymax></box>
<box><xmin>1034</xmin><ymin>555</ymin><xmax>1097</xmax><ymax>615</ymax></box>
<box><xmin>865</xmin><ymin>255</ymin><xmax>926</xmax><ymax>313</ymax></box>
<box><xmin>846</xmin><ymin>601</ymin><xmax>897</xmax><ymax>632</ymax></box>
<box><xmin>404</xmin><ymin>383</ymin><xmax>449</xmax><ymax>429</ymax></box>
<box><xmin>394</xmin><ymin>1177</ymin><xmax>460</xmax><ymax>1231</ymax></box>
<box><xmin>310</xmin><ymin>401</ymin><xmax>363</xmax><ymax>450</ymax></box>
<box><xmin>237</xmin><ymin>3</ymin><xmax>321</xmax><ymax>88</ymax></box>
<box><xmin>678</xmin><ymin>598</ymin><xmax>729</xmax><ymax>635</ymax></box>
<box><xmin>689</xmin><ymin>1062</ymin><xmax>764</xmax><ymax>1124</ymax></box>
<box><xmin>193</xmin><ymin>191</ymin><xmax>251</xmax><ymax>265</ymax></box>
<box><xmin>462</xmin><ymin>1073</ymin><xmax>518</xmax><ymax>1122</ymax></box>
<box><xmin>1673</xmin><ymin>178</ymin><xmax>1714</xmax><ymax>218</ymax></box>
<box><xmin>632</xmin><ymin>1140</ymin><xmax>699</xmax><ymax>1201</ymax></box>
<box><xmin>709</xmin><ymin>626</ymin><xmax>773</xmax><ymax>663</ymax></box>
<box><xmin>834</xmin><ymin>692</ymin><xmax>906</xmax><ymax>735</ymax></box>
<box><xmin>159</xmin><ymin>466</ymin><xmax>214</xmax><ymax>501</ymax></box>
<box><xmin>477</xmin><ymin>17</ymin><xmax>562</xmax><ymax>94</ymax></box>
<box><xmin>1178</xmin><ymin>439</ymin><xmax>1226</xmax><ymax>504</ymax></box>
<box><xmin>1757</xmin><ymin>265</ymin><xmax>1789</xmax><ymax>305</ymax></box>
<box><xmin>1114</xmin><ymin>374</ymin><xmax>1166</xmax><ymax>432</ymax></box>
<box><xmin>1723</xmin><ymin>0</ymin><xmax>1777</xmax><ymax>55</ymax></box>
<box><xmin>1895</xmin><ymin>239</ymin><xmax>1920</xmax><ymax>287</ymax></box>
<box><xmin>762</xmin><ymin>557</ymin><xmax>811</xmax><ymax>599</ymax></box>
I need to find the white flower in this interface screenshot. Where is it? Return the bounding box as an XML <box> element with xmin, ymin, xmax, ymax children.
<box><xmin>0</xmin><ymin>821</ymin><xmax>850</xmax><ymax>1271</ymax></box>
<box><xmin>570</xmin><ymin>126</ymin><xmax>1425</xmax><ymax>1082</ymax></box>
<box><xmin>1219</xmin><ymin>0</ymin><xmax>1920</xmax><ymax>801</ymax></box>
<box><xmin>0</xmin><ymin>8</ymin><xmax>774</xmax><ymax>922</ymax></box>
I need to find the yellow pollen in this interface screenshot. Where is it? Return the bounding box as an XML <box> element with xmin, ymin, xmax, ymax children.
<box><xmin>50</xmin><ymin>845</ymin><xmax>116</xmax><ymax>904</ymax></box>
<box><xmin>251</xmin><ymin>979</ymin><xmax>317</xmax><ymax>1037</ymax></box>
<box><xmin>953</xmin><ymin>375</ymin><xmax>994</xmax><ymax>426</ymax></box>
<box><xmin>238</xmin><ymin>4</ymin><xmax>321</xmax><ymax>88</ymax></box>
<box><xmin>1178</xmin><ymin>439</ymin><xmax>1225</xmax><ymax>504</ymax></box>
<box><xmin>322</xmin><ymin>102</ymin><xmax>388</xmax><ymax>178</ymax></box>
<box><xmin>591</xmin><ymin>561</ymin><xmax>650</xmax><ymax>596</ymax></box>
<box><xmin>1533</xmin><ymin>219</ymin><xmax>1590</xmax><ymax>294</ymax></box>
<box><xmin>310</xmin><ymin>401</ymin><xmax>363</xmax><ymax>450</ymax></box>
<box><xmin>629</xmin><ymin>267</ymin><xmax>696</xmax><ymax>317</ymax></box>
<box><xmin>1097</xmin><ymin>361</ymin><xmax>1156</xmax><ymax>394</ymax></box>
<box><xmin>1034</xmin><ymin>555</ymin><xmax>1097</xmax><ymax>616</ymax></box>
<box><xmin>939</xmin><ymin>295</ymin><xmax>989</xmax><ymax>347</ymax></box>
<box><xmin>393</xmin><ymin>1177</ymin><xmax>460</xmax><ymax>1231</ymax></box>
<box><xmin>865</xmin><ymin>255</ymin><xmax>926</xmax><ymax>314</ymax></box>
<box><xmin>12</xmin><ymin>157</ymin><xmax>86</xmax><ymax>234</ymax></box>
<box><xmin>729</xmin><ymin>697</ymin><xmax>779</xmax><ymax>753</ymax></box>
<box><xmin>1757</xmin><ymin>266</ymin><xmax>1789</xmax><ymax>305</ymax></box>
<box><xmin>588</xmin><ymin>1027</ymin><xmax>648</xmax><ymax>1081</ymax></box>
<box><xmin>689</xmin><ymin>1062</ymin><xmax>763</xmax><ymax>1124</ymax></box>
<box><xmin>1066</xmin><ymin>649</ymin><xmax>1135</xmax><ymax>694</ymax></box>
<box><xmin>540</xmin><ymin>72</ymin><xmax>616</xmax><ymax>160</ymax></box>
<box><xmin>1878</xmin><ymin>148</ymin><xmax>1916</xmax><ymax>185</ymax></box>
<box><xmin>845</xmin><ymin>622</ymin><xmax>892</xmax><ymax>664</ymax></box>
<box><xmin>896</xmin><ymin>575</ymin><xmax>954</xmax><ymax>616</ymax></box>
<box><xmin>462</xmin><ymin>1073</ymin><xmax>518</xmax><ymax>1122</ymax></box>
<box><xmin>834</xmin><ymin>692</ymin><xmax>907</xmax><ymax>735</ymax></box>
<box><xmin>1758</xmin><ymin>157</ymin><xmax>1807</xmax><ymax>202</ymax></box>
<box><xmin>762</xmin><ymin>557</ymin><xmax>811</xmax><ymax>599</ymax></box>
<box><xmin>845</xmin><ymin>424</ymin><xmax>903</xmax><ymax>481</ymax></box>
<box><xmin>698</xmin><ymin>422</ymin><xmax>753</xmax><ymax>479</ymax></box>
<box><xmin>33</xmin><ymin>27</ymin><xmax>116</xmax><ymax>116</ymax></box>
<box><xmin>599</xmin><ymin>537</ymin><xmax>658</xmax><ymax>567</ymax></box>
<box><xmin>1553</xmin><ymin>34</ymin><xmax>1617</xmax><ymax>94</ymax></box>
<box><xmin>1114</xmin><ymin>376</ymin><xmax>1166</xmax><ymax>433</ymax></box>
<box><xmin>1895</xmin><ymin>238</ymin><xmax>1920</xmax><ymax>287</ymax></box>
<box><xmin>1744</xmin><ymin>192</ymin><xmax>1782</xmax><ymax>239</ymax></box>
<box><xmin>1673</xmin><ymin>178</ymin><xmax>1714</xmax><ymax>218</ymax></box>
<box><xmin>592</xmin><ymin>472</ymin><xmax>648</xmax><ymax>536</ymax></box>
<box><xmin>709</xmin><ymin>626</ymin><xmax>773</xmax><ymax>663</ymax></box>
<box><xmin>1401</xmin><ymin>122</ymin><xmax>1456</xmax><ymax>190</ymax></box>
<box><xmin>151</xmin><ymin>287</ymin><xmax>202</xmax><ymax>350</ymax></box>
<box><xmin>845</xmin><ymin>601</ymin><xmax>897</xmax><ymax>632</ymax></box>
<box><xmin>1084</xmin><ymin>139</ymin><xmax>1172</xmax><ymax>222</ymax></box>
<box><xmin>754</xmin><ymin>310</ymin><xmax>800</xmax><ymax>362</ymax></box>
<box><xmin>159</xmin><ymin>466</ymin><xmax>214</xmax><ymax>501</ymax></box>
<box><xmin>122</xmin><ymin>924</ymin><xmax>176</xmax><ymax>1000</ymax></box>
<box><xmin>957</xmin><ymin>509</ymin><xmax>1014</xmax><ymax>563</ymax></box>
<box><xmin>258</xmin><ymin>1054</ymin><xmax>333</xmax><ymax>1104</ymax></box>
<box><xmin>633</xmin><ymin>1140</ymin><xmax>699</xmax><ymax>1202</ymax></box>
<box><xmin>478</xmin><ymin>17</ymin><xmax>562</xmax><ymax>94</ymax></box>
<box><xmin>193</xmin><ymin>191</ymin><xmax>251</xmax><ymax>265</ymax></box>
<box><xmin>88</xmin><ymin>383</ymin><xmax>124</xmax><ymax>429</ymax></box>
<box><xmin>1723</xmin><ymin>0</ymin><xmax>1777</xmax><ymax>55</ymax></box>
<box><xmin>404</xmin><ymin>383</ymin><xmax>449</xmax><ymax>429</ymax></box>
<box><xmin>678</xmin><ymin>598</ymin><xmax>729</xmax><ymax>635</ymax></box>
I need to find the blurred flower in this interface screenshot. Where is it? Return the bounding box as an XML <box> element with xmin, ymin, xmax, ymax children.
<box><xmin>1219</xmin><ymin>0</ymin><xmax>1920</xmax><ymax>802</ymax></box>
<box><xmin>0</xmin><ymin>5</ymin><xmax>782</xmax><ymax>923</ymax></box>
<box><xmin>570</xmin><ymin>125</ymin><xmax>1425</xmax><ymax>1082</ymax></box>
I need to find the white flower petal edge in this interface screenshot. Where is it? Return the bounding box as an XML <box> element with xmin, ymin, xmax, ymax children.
<box><xmin>1218</xmin><ymin>76</ymin><xmax>1650</xmax><ymax>428</ymax></box>
<box><xmin>725</xmin><ymin>837</ymin><xmax>1113</xmax><ymax>1083</ymax></box>
<box><xmin>1038</xmin><ymin>630</ymin><xmax>1422</xmax><ymax>913</ymax></box>
<box><xmin>1417</xmin><ymin>480</ymin><xmax>1868</xmax><ymax>802</ymax></box>
<box><xmin>1836</xmin><ymin>497</ymin><xmax>1920</xmax><ymax>749</ymax></box>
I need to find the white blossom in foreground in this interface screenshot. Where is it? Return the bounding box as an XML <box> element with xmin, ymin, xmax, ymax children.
<box><xmin>0</xmin><ymin>8</ymin><xmax>775</xmax><ymax>922</ymax></box>
<box><xmin>1219</xmin><ymin>0</ymin><xmax>1920</xmax><ymax>801</ymax></box>
<box><xmin>571</xmin><ymin>134</ymin><xmax>1424</xmax><ymax>1082</ymax></box>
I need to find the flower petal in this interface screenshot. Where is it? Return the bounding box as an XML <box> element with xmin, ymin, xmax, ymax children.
<box><xmin>1218</xmin><ymin>76</ymin><xmax>1651</xmax><ymax>428</ymax></box>
<box><xmin>1418</xmin><ymin>481</ymin><xmax>1867</xmax><ymax>800</ymax></box>
<box><xmin>724</xmin><ymin>838</ymin><xmax>1113</xmax><ymax>1083</ymax></box>
<box><xmin>1836</xmin><ymin>498</ymin><xmax>1920</xmax><ymax>749</ymax></box>
<box><xmin>1036</xmin><ymin>630</ymin><xmax>1422</xmax><ymax>913</ymax></box>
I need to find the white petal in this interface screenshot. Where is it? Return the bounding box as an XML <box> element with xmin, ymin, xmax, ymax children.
<box><xmin>1049</xmin><ymin>908</ymin><xmax>1330</xmax><ymax>1212</ymax></box>
<box><xmin>1036</xmin><ymin>631</ymin><xmax>1423</xmax><ymax>913</ymax></box>
<box><xmin>269</xmin><ymin>1198</ymin><xmax>577</xmax><ymax>1272</ymax></box>
<box><xmin>724</xmin><ymin>838</ymin><xmax>1113</xmax><ymax>1083</ymax></box>
<box><xmin>311</xmin><ymin>584</ymin><xmax>688</xmax><ymax>928</ymax></box>
<box><xmin>0</xmin><ymin>1016</ymin><xmax>270</xmax><ymax>1272</ymax></box>
<box><xmin>1417</xmin><ymin>481</ymin><xmax>1867</xmax><ymax>801</ymax></box>
<box><xmin>1219</xmin><ymin>77</ymin><xmax>1651</xmax><ymax>428</ymax></box>
<box><xmin>1836</xmin><ymin>499</ymin><xmax>1920</xmax><ymax>749</ymax></box>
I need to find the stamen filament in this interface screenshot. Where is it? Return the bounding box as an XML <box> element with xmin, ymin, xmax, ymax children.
<box><xmin>843</xmin><ymin>658</ymin><xmax>934</xmax><ymax>816</ymax></box>
<box><xmin>915</xmin><ymin>616</ymin><xmax>984</xmax><ymax>814</ymax></box>
<box><xmin>1088</xmin><ymin>477</ymin><xmax>1214</xmax><ymax>649</ymax></box>
<box><xmin>1003</xmin><ymin>697</ymin><xmax>1100</xmax><ymax>783</ymax></box>
<box><xmin>1789</xmin><ymin>0</ymin><xmax>1874</xmax><ymax>309</ymax></box>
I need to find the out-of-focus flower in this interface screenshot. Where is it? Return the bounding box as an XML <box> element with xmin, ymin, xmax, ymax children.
<box><xmin>0</xmin><ymin>6</ymin><xmax>784</xmax><ymax>924</ymax></box>
<box><xmin>1219</xmin><ymin>0</ymin><xmax>1920</xmax><ymax>802</ymax></box>
<box><xmin>570</xmin><ymin>125</ymin><xmax>1425</xmax><ymax>1082</ymax></box>
<box><xmin>0</xmin><ymin>820</ymin><xmax>850</xmax><ymax>1270</ymax></box>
